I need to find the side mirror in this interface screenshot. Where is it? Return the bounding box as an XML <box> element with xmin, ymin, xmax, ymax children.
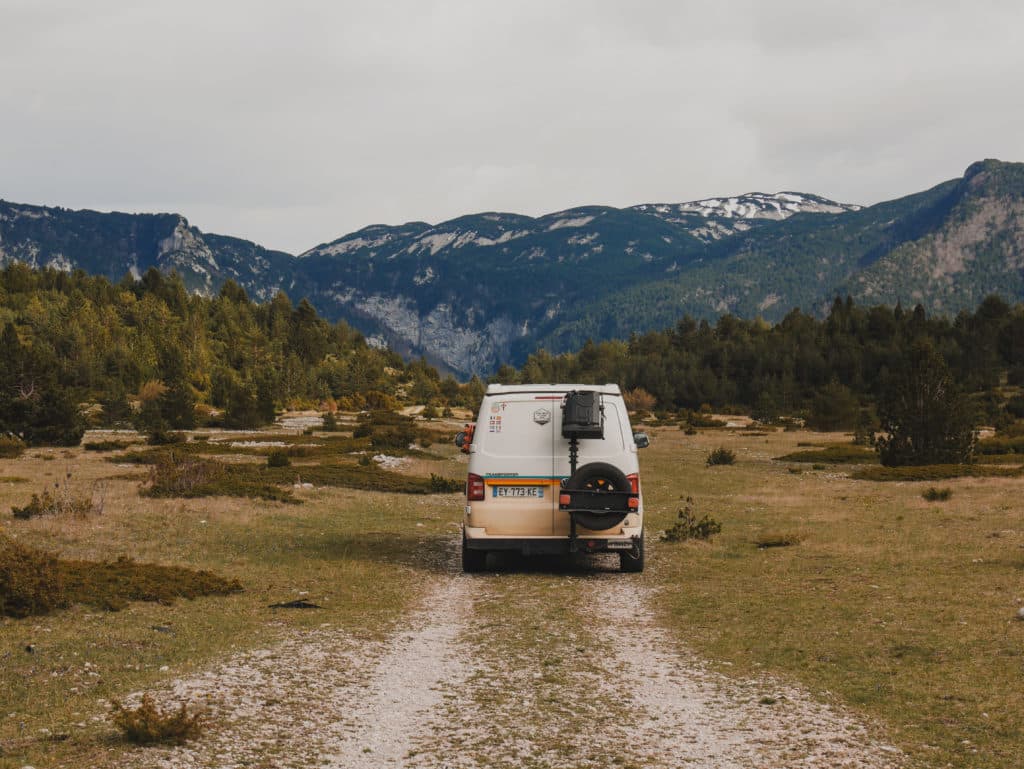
<box><xmin>633</xmin><ymin>432</ymin><xmax>650</xmax><ymax>449</ymax></box>
<box><xmin>454</xmin><ymin>431</ymin><xmax>467</xmax><ymax>448</ymax></box>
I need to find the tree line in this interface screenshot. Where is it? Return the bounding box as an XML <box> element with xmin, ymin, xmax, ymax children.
<box><xmin>0</xmin><ymin>265</ymin><xmax>482</xmax><ymax>444</ymax></box>
<box><xmin>499</xmin><ymin>295</ymin><xmax>1024</xmax><ymax>431</ymax></box>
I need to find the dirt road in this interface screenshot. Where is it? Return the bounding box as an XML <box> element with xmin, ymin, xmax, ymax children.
<box><xmin>124</xmin><ymin>550</ymin><xmax>903</xmax><ymax>769</ymax></box>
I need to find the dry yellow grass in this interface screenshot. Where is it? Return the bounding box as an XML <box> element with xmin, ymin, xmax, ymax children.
<box><xmin>2</xmin><ymin>421</ymin><xmax>1022</xmax><ymax>768</ymax></box>
<box><xmin>0</xmin><ymin>434</ymin><xmax>462</xmax><ymax>768</ymax></box>
<box><xmin>642</xmin><ymin>425</ymin><xmax>1024</xmax><ymax>769</ymax></box>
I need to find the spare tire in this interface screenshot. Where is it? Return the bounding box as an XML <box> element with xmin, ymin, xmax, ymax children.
<box><xmin>567</xmin><ymin>462</ymin><xmax>631</xmax><ymax>493</ymax></box>
<box><xmin>566</xmin><ymin>462</ymin><xmax>631</xmax><ymax>531</ymax></box>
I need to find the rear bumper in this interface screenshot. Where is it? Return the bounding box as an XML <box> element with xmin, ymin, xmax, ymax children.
<box><xmin>464</xmin><ymin>526</ymin><xmax>641</xmax><ymax>556</ymax></box>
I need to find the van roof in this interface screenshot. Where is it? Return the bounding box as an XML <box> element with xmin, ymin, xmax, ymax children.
<box><xmin>484</xmin><ymin>383</ymin><xmax>622</xmax><ymax>396</ymax></box>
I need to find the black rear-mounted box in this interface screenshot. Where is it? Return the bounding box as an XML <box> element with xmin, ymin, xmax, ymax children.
<box><xmin>561</xmin><ymin>390</ymin><xmax>604</xmax><ymax>439</ymax></box>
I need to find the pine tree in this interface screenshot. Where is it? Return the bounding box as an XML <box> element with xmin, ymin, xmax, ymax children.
<box><xmin>875</xmin><ymin>341</ymin><xmax>975</xmax><ymax>466</ymax></box>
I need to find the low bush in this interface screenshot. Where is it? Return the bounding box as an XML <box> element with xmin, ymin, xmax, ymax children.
<box><xmin>852</xmin><ymin>464</ymin><xmax>1024</xmax><ymax>482</ymax></box>
<box><xmin>429</xmin><ymin>473</ymin><xmax>463</xmax><ymax>493</ymax></box>
<box><xmin>922</xmin><ymin>487</ymin><xmax>953</xmax><ymax>502</ymax></box>
<box><xmin>322</xmin><ymin>412</ymin><xmax>340</xmax><ymax>432</ymax></box>
<box><xmin>266</xmin><ymin>450</ymin><xmax>291</xmax><ymax>468</ymax></box>
<box><xmin>111</xmin><ymin>695</ymin><xmax>204</xmax><ymax>745</ymax></box>
<box><xmin>147</xmin><ymin>430</ymin><xmax>187</xmax><ymax>446</ymax></box>
<box><xmin>60</xmin><ymin>554</ymin><xmax>242</xmax><ymax>611</ymax></box>
<box><xmin>774</xmin><ymin>445</ymin><xmax>877</xmax><ymax>464</ymax></box>
<box><xmin>1</xmin><ymin>534</ymin><xmax>243</xmax><ymax>618</ymax></box>
<box><xmin>690</xmin><ymin>415</ymin><xmax>727</xmax><ymax>429</ymax></box>
<box><xmin>706</xmin><ymin>447</ymin><xmax>736</xmax><ymax>466</ymax></box>
<box><xmin>661</xmin><ymin>498</ymin><xmax>721</xmax><ymax>541</ymax></box>
<box><xmin>0</xmin><ymin>534</ymin><xmax>65</xmax><ymax>617</ymax></box>
<box><xmin>11</xmin><ymin>472</ymin><xmax>104</xmax><ymax>519</ymax></box>
<box><xmin>143</xmin><ymin>452</ymin><xmax>294</xmax><ymax>503</ymax></box>
<box><xmin>84</xmin><ymin>440</ymin><xmax>132</xmax><ymax>452</ymax></box>
<box><xmin>12</xmin><ymin>490</ymin><xmax>92</xmax><ymax>519</ymax></box>
<box><xmin>976</xmin><ymin>434</ymin><xmax>1024</xmax><ymax>455</ymax></box>
<box><xmin>0</xmin><ymin>435</ymin><xmax>26</xmax><ymax>458</ymax></box>
<box><xmin>755</xmin><ymin>533</ymin><xmax>801</xmax><ymax>548</ymax></box>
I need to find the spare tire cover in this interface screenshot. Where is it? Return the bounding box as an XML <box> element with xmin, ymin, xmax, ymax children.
<box><xmin>567</xmin><ymin>462</ymin><xmax>631</xmax><ymax>531</ymax></box>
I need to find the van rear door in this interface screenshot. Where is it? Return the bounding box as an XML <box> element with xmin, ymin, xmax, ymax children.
<box><xmin>471</xmin><ymin>394</ymin><xmax>560</xmax><ymax>536</ymax></box>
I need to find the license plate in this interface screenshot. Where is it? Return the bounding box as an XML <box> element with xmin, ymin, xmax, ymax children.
<box><xmin>492</xmin><ymin>486</ymin><xmax>544</xmax><ymax>498</ymax></box>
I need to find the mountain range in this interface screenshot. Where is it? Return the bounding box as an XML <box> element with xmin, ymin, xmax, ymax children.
<box><xmin>2</xmin><ymin>159</ymin><xmax>1023</xmax><ymax>377</ymax></box>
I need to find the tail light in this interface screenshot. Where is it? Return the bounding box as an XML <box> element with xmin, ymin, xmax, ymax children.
<box><xmin>467</xmin><ymin>473</ymin><xmax>485</xmax><ymax>501</ymax></box>
<box><xmin>626</xmin><ymin>473</ymin><xmax>640</xmax><ymax>493</ymax></box>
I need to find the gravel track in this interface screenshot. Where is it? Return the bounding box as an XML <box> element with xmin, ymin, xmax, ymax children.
<box><xmin>120</xmin><ymin>554</ymin><xmax>903</xmax><ymax>769</ymax></box>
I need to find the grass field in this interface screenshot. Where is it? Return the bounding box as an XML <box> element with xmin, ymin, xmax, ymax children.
<box><xmin>1</xmin><ymin>419</ymin><xmax>1022</xmax><ymax>768</ymax></box>
<box><xmin>641</xmin><ymin>425</ymin><xmax>1024</xmax><ymax>769</ymax></box>
<box><xmin>0</xmin><ymin>430</ymin><xmax>462</xmax><ymax>768</ymax></box>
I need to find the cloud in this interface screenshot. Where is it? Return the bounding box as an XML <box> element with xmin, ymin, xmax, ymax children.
<box><xmin>2</xmin><ymin>0</ymin><xmax>1022</xmax><ymax>252</ymax></box>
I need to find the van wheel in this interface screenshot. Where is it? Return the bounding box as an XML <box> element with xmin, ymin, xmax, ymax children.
<box><xmin>567</xmin><ymin>462</ymin><xmax>631</xmax><ymax>493</ymax></box>
<box><xmin>462</xmin><ymin>532</ymin><xmax>487</xmax><ymax>573</ymax></box>
<box><xmin>620</xmin><ymin>530</ymin><xmax>644</xmax><ymax>573</ymax></box>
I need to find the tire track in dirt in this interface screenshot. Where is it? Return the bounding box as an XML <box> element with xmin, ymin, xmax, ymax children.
<box><xmin>116</xmin><ymin>549</ymin><xmax>904</xmax><ymax>769</ymax></box>
<box><xmin>118</xmin><ymin>575</ymin><xmax>476</xmax><ymax>769</ymax></box>
<box><xmin>585</xmin><ymin>572</ymin><xmax>905</xmax><ymax>768</ymax></box>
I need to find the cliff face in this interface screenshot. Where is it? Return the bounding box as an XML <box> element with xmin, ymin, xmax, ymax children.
<box><xmin>4</xmin><ymin>160</ymin><xmax>1024</xmax><ymax>376</ymax></box>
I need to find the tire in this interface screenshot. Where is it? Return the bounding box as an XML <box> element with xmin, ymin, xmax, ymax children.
<box><xmin>461</xmin><ymin>530</ymin><xmax>487</xmax><ymax>573</ymax></box>
<box><xmin>567</xmin><ymin>462</ymin><xmax>632</xmax><ymax>531</ymax></box>
<box><xmin>619</xmin><ymin>529</ymin><xmax>645</xmax><ymax>573</ymax></box>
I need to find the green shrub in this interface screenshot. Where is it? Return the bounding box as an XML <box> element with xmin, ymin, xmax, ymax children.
<box><xmin>0</xmin><ymin>435</ymin><xmax>26</xmax><ymax>458</ymax></box>
<box><xmin>2</xmin><ymin>535</ymin><xmax>241</xmax><ymax>619</ymax></box>
<box><xmin>0</xmin><ymin>534</ymin><xmax>65</xmax><ymax>618</ymax></box>
<box><xmin>60</xmin><ymin>555</ymin><xmax>242</xmax><ymax>611</ymax></box>
<box><xmin>852</xmin><ymin>464</ymin><xmax>1023</xmax><ymax>482</ymax></box>
<box><xmin>755</xmin><ymin>533</ymin><xmax>801</xmax><ymax>548</ymax></box>
<box><xmin>922</xmin><ymin>487</ymin><xmax>953</xmax><ymax>502</ymax></box>
<box><xmin>976</xmin><ymin>434</ymin><xmax>1024</xmax><ymax>455</ymax></box>
<box><xmin>11</xmin><ymin>471</ymin><xmax>100</xmax><ymax>519</ymax></box>
<box><xmin>661</xmin><ymin>498</ymin><xmax>721</xmax><ymax>541</ymax></box>
<box><xmin>322</xmin><ymin>412</ymin><xmax>339</xmax><ymax>432</ymax></box>
<box><xmin>774</xmin><ymin>445</ymin><xmax>877</xmax><ymax>464</ymax></box>
<box><xmin>143</xmin><ymin>452</ymin><xmax>294</xmax><ymax>503</ymax></box>
<box><xmin>147</xmin><ymin>429</ymin><xmax>187</xmax><ymax>446</ymax></box>
<box><xmin>266</xmin><ymin>450</ymin><xmax>291</xmax><ymax>468</ymax></box>
<box><xmin>689</xmin><ymin>414</ymin><xmax>727</xmax><ymax>429</ymax></box>
<box><xmin>429</xmin><ymin>473</ymin><xmax>462</xmax><ymax>493</ymax></box>
<box><xmin>12</xmin><ymin>490</ymin><xmax>92</xmax><ymax>519</ymax></box>
<box><xmin>706</xmin><ymin>447</ymin><xmax>736</xmax><ymax>466</ymax></box>
<box><xmin>111</xmin><ymin>695</ymin><xmax>204</xmax><ymax>745</ymax></box>
<box><xmin>84</xmin><ymin>440</ymin><xmax>131</xmax><ymax>452</ymax></box>
<box><xmin>1005</xmin><ymin>395</ymin><xmax>1024</xmax><ymax>419</ymax></box>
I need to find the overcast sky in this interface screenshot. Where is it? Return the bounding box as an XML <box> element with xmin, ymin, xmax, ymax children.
<box><xmin>2</xmin><ymin>0</ymin><xmax>1023</xmax><ymax>253</ymax></box>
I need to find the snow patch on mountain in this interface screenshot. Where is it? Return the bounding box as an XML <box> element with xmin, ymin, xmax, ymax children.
<box><xmin>474</xmin><ymin>229</ymin><xmax>530</xmax><ymax>246</ymax></box>
<box><xmin>547</xmin><ymin>216</ymin><xmax>595</xmax><ymax>231</ymax></box>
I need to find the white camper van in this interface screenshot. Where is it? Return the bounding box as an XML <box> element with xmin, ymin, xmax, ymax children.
<box><xmin>455</xmin><ymin>384</ymin><xmax>649</xmax><ymax>573</ymax></box>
